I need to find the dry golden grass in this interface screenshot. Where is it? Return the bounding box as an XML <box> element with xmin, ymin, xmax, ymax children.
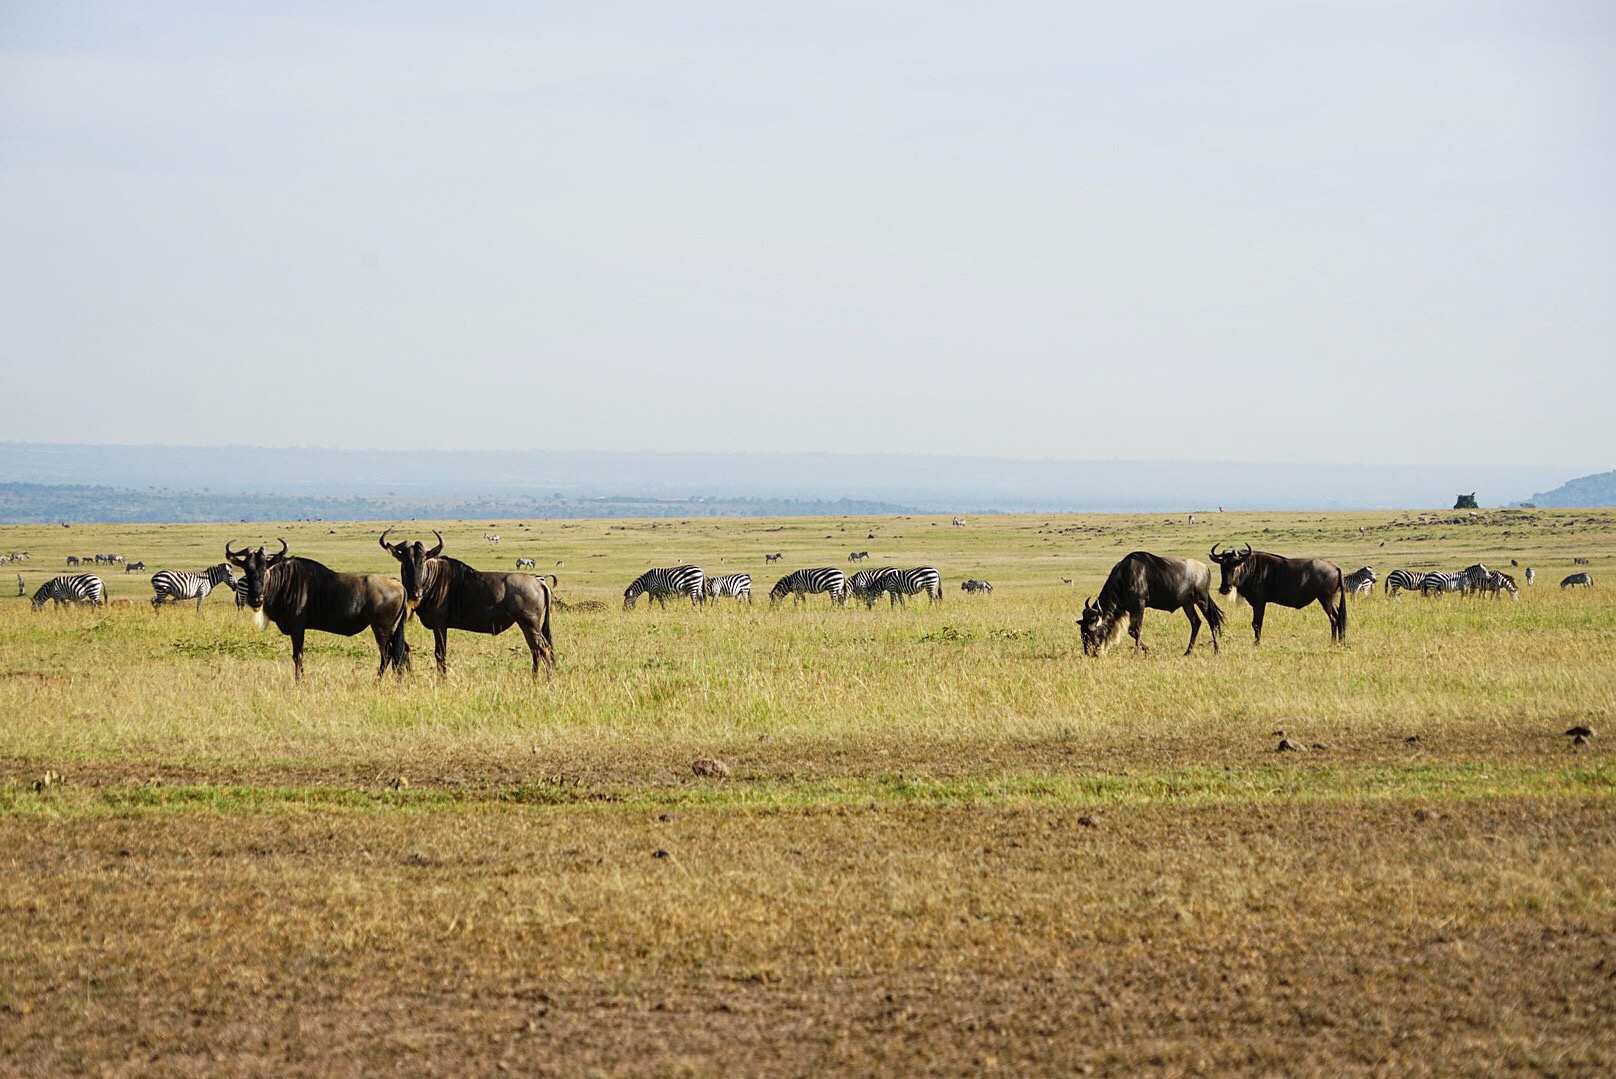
<box><xmin>1</xmin><ymin>508</ymin><xmax>1613</xmax><ymax>1073</ymax></box>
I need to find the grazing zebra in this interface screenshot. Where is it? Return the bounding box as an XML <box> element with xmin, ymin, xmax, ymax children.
<box><xmin>1384</xmin><ymin>569</ymin><xmax>1427</xmax><ymax>597</ymax></box>
<box><xmin>961</xmin><ymin>579</ymin><xmax>993</xmax><ymax>594</ymax></box>
<box><xmin>1477</xmin><ymin>570</ymin><xmax>1519</xmax><ymax>600</ymax></box>
<box><xmin>93</xmin><ymin>553</ymin><xmax>109</xmax><ymax>565</ymax></box>
<box><xmin>702</xmin><ymin>573</ymin><xmax>752</xmax><ymax>603</ymax></box>
<box><xmin>31</xmin><ymin>573</ymin><xmax>105</xmax><ymax>610</ymax></box>
<box><xmin>1561</xmin><ymin>572</ymin><xmax>1594</xmax><ymax>589</ymax></box>
<box><xmin>1342</xmin><ymin>566</ymin><xmax>1376</xmax><ymax>597</ymax></box>
<box><xmin>150</xmin><ymin>563</ymin><xmax>235</xmax><ymax>611</ymax></box>
<box><xmin>1419</xmin><ymin>571</ymin><xmax>1464</xmax><ymax>596</ymax></box>
<box><xmin>65</xmin><ymin>555</ymin><xmax>80</xmax><ymax>567</ymax></box>
<box><xmin>125</xmin><ymin>560</ymin><xmax>146</xmax><ymax>573</ymax></box>
<box><xmin>624</xmin><ymin>565</ymin><xmax>705</xmax><ymax>609</ymax></box>
<box><xmin>887</xmin><ymin>566</ymin><xmax>943</xmax><ymax>606</ymax></box>
<box><xmin>515</xmin><ymin>557</ymin><xmax>536</xmax><ymax>569</ymax></box>
<box><xmin>847</xmin><ymin>551</ymin><xmax>869</xmax><ymax>562</ymax></box>
<box><xmin>769</xmin><ymin>567</ymin><xmax>848</xmax><ymax>606</ymax></box>
<box><xmin>848</xmin><ymin>567</ymin><xmax>899</xmax><ymax>607</ymax></box>
<box><xmin>951</xmin><ymin>517</ymin><xmax>966</xmax><ymax>527</ymax></box>
<box><xmin>764</xmin><ymin>552</ymin><xmax>783</xmax><ymax>562</ymax></box>
<box><xmin>484</xmin><ymin>533</ymin><xmax>501</xmax><ymax>545</ymax></box>
<box><xmin>1458</xmin><ymin>563</ymin><xmax>1493</xmax><ymax>596</ymax></box>
<box><xmin>1525</xmin><ymin>567</ymin><xmax>1536</xmax><ymax>586</ymax></box>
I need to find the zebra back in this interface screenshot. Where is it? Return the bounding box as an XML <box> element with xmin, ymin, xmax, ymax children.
<box><xmin>703</xmin><ymin>573</ymin><xmax>752</xmax><ymax>599</ymax></box>
<box><xmin>624</xmin><ymin>565</ymin><xmax>704</xmax><ymax>608</ymax></box>
<box><xmin>888</xmin><ymin>566</ymin><xmax>943</xmax><ymax>603</ymax></box>
<box><xmin>770</xmin><ymin>568</ymin><xmax>848</xmax><ymax>603</ymax></box>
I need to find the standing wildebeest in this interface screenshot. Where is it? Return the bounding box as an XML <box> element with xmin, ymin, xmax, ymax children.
<box><xmin>381</xmin><ymin>529</ymin><xmax>556</xmax><ymax>676</ymax></box>
<box><xmin>1561</xmin><ymin>572</ymin><xmax>1594</xmax><ymax>589</ymax></box>
<box><xmin>1208</xmin><ymin>543</ymin><xmax>1346</xmax><ymax>646</ymax></box>
<box><xmin>1078</xmin><ymin>552</ymin><xmax>1223</xmax><ymax>657</ymax></box>
<box><xmin>125</xmin><ymin>560</ymin><xmax>146</xmax><ymax>573</ymax></box>
<box><xmin>226</xmin><ymin>539</ymin><xmax>409</xmax><ymax>681</ymax></box>
<box><xmin>65</xmin><ymin>555</ymin><xmax>79</xmax><ymax>567</ymax></box>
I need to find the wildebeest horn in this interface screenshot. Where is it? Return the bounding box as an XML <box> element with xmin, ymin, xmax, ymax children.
<box><xmin>225</xmin><ymin>541</ymin><xmax>245</xmax><ymax>566</ymax></box>
<box><xmin>379</xmin><ymin>527</ymin><xmax>396</xmax><ymax>553</ymax></box>
<box><xmin>1083</xmin><ymin>595</ymin><xmax>1093</xmax><ymax>610</ymax></box>
<box><xmin>1240</xmin><ymin>542</ymin><xmax>1252</xmax><ymax>558</ymax></box>
<box><xmin>426</xmin><ymin>530</ymin><xmax>443</xmax><ymax>559</ymax></box>
<box><xmin>268</xmin><ymin>538</ymin><xmax>288</xmax><ymax>564</ymax></box>
<box><xmin>1208</xmin><ymin>543</ymin><xmax>1223</xmax><ymax>561</ymax></box>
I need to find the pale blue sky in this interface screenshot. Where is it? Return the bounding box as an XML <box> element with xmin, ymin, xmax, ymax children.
<box><xmin>2</xmin><ymin>2</ymin><xmax>1612</xmax><ymax>467</ymax></box>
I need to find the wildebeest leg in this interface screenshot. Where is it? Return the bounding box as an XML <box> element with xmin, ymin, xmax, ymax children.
<box><xmin>290</xmin><ymin>627</ymin><xmax>306</xmax><ymax>681</ymax></box>
<box><xmin>433</xmin><ymin>627</ymin><xmax>449</xmax><ymax>675</ymax></box>
<box><xmin>1182</xmin><ymin>604</ymin><xmax>1201</xmax><ymax>655</ymax></box>
<box><xmin>519</xmin><ymin>618</ymin><xmax>555</xmax><ymax>678</ymax></box>
<box><xmin>370</xmin><ymin>623</ymin><xmax>399</xmax><ymax>679</ymax></box>
<box><xmin>1202</xmin><ymin>600</ymin><xmax>1220</xmax><ymax>654</ymax></box>
<box><xmin>1127</xmin><ymin>609</ymin><xmax>1147</xmax><ymax>653</ymax></box>
<box><xmin>1251</xmin><ymin>603</ymin><xmax>1266</xmax><ymax>646</ymax></box>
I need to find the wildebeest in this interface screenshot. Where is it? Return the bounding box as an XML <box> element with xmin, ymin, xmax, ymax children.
<box><xmin>226</xmin><ymin>539</ymin><xmax>409</xmax><ymax>681</ymax></box>
<box><xmin>847</xmin><ymin>551</ymin><xmax>869</xmax><ymax>562</ymax></box>
<box><xmin>1573</xmin><ymin>557</ymin><xmax>1591</xmax><ymax>566</ymax></box>
<box><xmin>1562</xmin><ymin>572</ymin><xmax>1594</xmax><ymax>589</ymax></box>
<box><xmin>125</xmin><ymin>560</ymin><xmax>146</xmax><ymax>572</ymax></box>
<box><xmin>1078</xmin><ymin>552</ymin><xmax>1223</xmax><ymax>657</ymax></box>
<box><xmin>65</xmin><ymin>555</ymin><xmax>79</xmax><ymax>567</ymax></box>
<box><xmin>1208</xmin><ymin>543</ymin><xmax>1346</xmax><ymax>645</ymax></box>
<box><xmin>1342</xmin><ymin>566</ymin><xmax>1376</xmax><ymax>597</ymax></box>
<box><xmin>381</xmin><ymin>529</ymin><xmax>556</xmax><ymax>676</ymax></box>
<box><xmin>765</xmin><ymin>552</ymin><xmax>783</xmax><ymax>562</ymax></box>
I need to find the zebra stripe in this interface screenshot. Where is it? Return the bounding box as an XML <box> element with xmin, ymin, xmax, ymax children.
<box><xmin>960</xmin><ymin>579</ymin><xmax>993</xmax><ymax>594</ymax></box>
<box><xmin>31</xmin><ymin>573</ymin><xmax>105</xmax><ymax>610</ymax></box>
<box><xmin>886</xmin><ymin>566</ymin><xmax>943</xmax><ymax>605</ymax></box>
<box><xmin>233</xmin><ymin>577</ymin><xmax>252</xmax><ymax>608</ymax></box>
<box><xmin>1419</xmin><ymin>572</ymin><xmax>1463</xmax><ymax>596</ymax></box>
<box><xmin>1477</xmin><ymin>570</ymin><xmax>1519</xmax><ymax>600</ymax></box>
<box><xmin>1342</xmin><ymin>566</ymin><xmax>1376</xmax><ymax>597</ymax></box>
<box><xmin>769</xmin><ymin>567</ymin><xmax>848</xmax><ymax>605</ymax></box>
<box><xmin>1384</xmin><ymin>569</ymin><xmax>1426</xmax><ymax>597</ymax></box>
<box><xmin>1561</xmin><ymin>572</ymin><xmax>1594</xmax><ymax>589</ymax></box>
<box><xmin>702</xmin><ymin>573</ymin><xmax>752</xmax><ymax>602</ymax></box>
<box><xmin>151</xmin><ymin>564</ymin><xmax>235</xmax><ymax>611</ymax></box>
<box><xmin>624</xmin><ymin>565</ymin><xmax>705</xmax><ymax>609</ymax></box>
<box><xmin>848</xmin><ymin>567</ymin><xmax>900</xmax><ymax>608</ymax></box>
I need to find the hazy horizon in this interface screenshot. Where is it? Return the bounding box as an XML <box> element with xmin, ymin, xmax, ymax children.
<box><xmin>4</xmin><ymin>3</ymin><xmax>1614</xmax><ymax>467</ymax></box>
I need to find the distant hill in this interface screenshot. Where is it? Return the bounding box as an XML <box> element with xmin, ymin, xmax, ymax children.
<box><xmin>1524</xmin><ymin>470</ymin><xmax>1616</xmax><ymax>508</ymax></box>
<box><xmin>0</xmin><ymin>483</ymin><xmax>912</xmax><ymax>525</ymax></box>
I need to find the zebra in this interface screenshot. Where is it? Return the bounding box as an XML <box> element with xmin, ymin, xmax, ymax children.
<box><xmin>887</xmin><ymin>566</ymin><xmax>943</xmax><ymax>606</ymax></box>
<box><xmin>624</xmin><ymin>565</ymin><xmax>705</xmax><ymax>609</ymax></box>
<box><xmin>769</xmin><ymin>567</ymin><xmax>848</xmax><ymax>606</ymax></box>
<box><xmin>951</xmin><ymin>517</ymin><xmax>966</xmax><ymax>527</ymax></box>
<box><xmin>847</xmin><ymin>551</ymin><xmax>869</xmax><ymax>562</ymax></box>
<box><xmin>1342</xmin><ymin>566</ymin><xmax>1376</xmax><ymax>597</ymax></box>
<box><xmin>1458</xmin><ymin>563</ymin><xmax>1493</xmax><ymax>596</ymax></box>
<box><xmin>484</xmin><ymin>533</ymin><xmax>501</xmax><ymax>545</ymax></box>
<box><xmin>1525</xmin><ymin>567</ymin><xmax>1536</xmax><ymax>586</ymax></box>
<box><xmin>1419</xmin><ymin>572</ymin><xmax>1464</xmax><ymax>596</ymax></box>
<box><xmin>1384</xmin><ymin>569</ymin><xmax>1426</xmax><ymax>597</ymax></box>
<box><xmin>764</xmin><ymin>552</ymin><xmax>783</xmax><ymax>562</ymax></box>
<box><xmin>515</xmin><ymin>557</ymin><xmax>536</xmax><ymax>569</ymax></box>
<box><xmin>702</xmin><ymin>573</ymin><xmax>752</xmax><ymax>603</ymax></box>
<box><xmin>31</xmin><ymin>573</ymin><xmax>105</xmax><ymax>610</ymax></box>
<box><xmin>961</xmin><ymin>579</ymin><xmax>993</xmax><ymax>594</ymax></box>
<box><xmin>1561</xmin><ymin>572</ymin><xmax>1594</xmax><ymax>589</ymax></box>
<box><xmin>233</xmin><ymin>576</ymin><xmax>252</xmax><ymax>608</ymax></box>
<box><xmin>150</xmin><ymin>563</ymin><xmax>235</xmax><ymax>611</ymax></box>
<box><xmin>1477</xmin><ymin>570</ymin><xmax>1519</xmax><ymax>600</ymax></box>
<box><xmin>848</xmin><ymin>567</ymin><xmax>899</xmax><ymax>608</ymax></box>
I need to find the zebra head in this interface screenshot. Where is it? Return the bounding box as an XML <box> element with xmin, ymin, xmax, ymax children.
<box><xmin>379</xmin><ymin>528</ymin><xmax>443</xmax><ymax>607</ymax></box>
<box><xmin>225</xmin><ymin>538</ymin><xmax>288</xmax><ymax>612</ymax></box>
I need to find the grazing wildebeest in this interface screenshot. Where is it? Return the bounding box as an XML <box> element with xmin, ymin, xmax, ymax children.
<box><xmin>847</xmin><ymin>551</ymin><xmax>869</xmax><ymax>562</ymax></box>
<box><xmin>226</xmin><ymin>539</ymin><xmax>409</xmax><ymax>681</ymax></box>
<box><xmin>125</xmin><ymin>560</ymin><xmax>146</xmax><ymax>573</ymax></box>
<box><xmin>381</xmin><ymin>529</ymin><xmax>556</xmax><ymax>676</ymax></box>
<box><xmin>1078</xmin><ymin>552</ymin><xmax>1223</xmax><ymax>657</ymax></box>
<box><xmin>1208</xmin><ymin>543</ymin><xmax>1346</xmax><ymax>646</ymax></box>
<box><xmin>1561</xmin><ymin>572</ymin><xmax>1594</xmax><ymax>589</ymax></box>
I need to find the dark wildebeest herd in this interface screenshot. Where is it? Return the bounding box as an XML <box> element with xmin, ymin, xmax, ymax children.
<box><xmin>19</xmin><ymin>522</ymin><xmax>1598</xmax><ymax>679</ymax></box>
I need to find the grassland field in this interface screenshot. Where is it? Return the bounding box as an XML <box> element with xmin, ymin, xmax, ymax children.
<box><xmin>1</xmin><ymin>508</ymin><xmax>1613</xmax><ymax>1075</ymax></box>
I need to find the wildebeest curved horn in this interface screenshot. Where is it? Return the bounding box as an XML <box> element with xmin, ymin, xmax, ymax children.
<box><xmin>1083</xmin><ymin>595</ymin><xmax>1093</xmax><ymax>610</ymax></box>
<box><xmin>225</xmin><ymin>541</ymin><xmax>245</xmax><ymax>566</ymax></box>
<box><xmin>378</xmin><ymin>527</ymin><xmax>396</xmax><ymax>553</ymax></box>
<box><xmin>268</xmin><ymin>538</ymin><xmax>289</xmax><ymax>564</ymax></box>
<box><xmin>1239</xmin><ymin>542</ymin><xmax>1252</xmax><ymax>559</ymax></box>
<box><xmin>1208</xmin><ymin>543</ymin><xmax>1223</xmax><ymax>561</ymax></box>
<box><xmin>426</xmin><ymin>530</ymin><xmax>444</xmax><ymax>559</ymax></box>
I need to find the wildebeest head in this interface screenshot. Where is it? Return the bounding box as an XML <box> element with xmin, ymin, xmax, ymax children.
<box><xmin>224</xmin><ymin>538</ymin><xmax>288</xmax><ymax>612</ymax></box>
<box><xmin>1208</xmin><ymin>543</ymin><xmax>1253</xmax><ymax>597</ymax></box>
<box><xmin>379</xmin><ymin>528</ymin><xmax>443</xmax><ymax>606</ymax></box>
<box><xmin>1076</xmin><ymin>596</ymin><xmax>1124</xmax><ymax>657</ymax></box>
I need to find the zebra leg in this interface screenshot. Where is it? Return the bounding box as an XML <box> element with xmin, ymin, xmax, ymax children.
<box><xmin>196</xmin><ymin>593</ymin><xmax>206</xmax><ymax>613</ymax></box>
<box><xmin>1182</xmin><ymin>604</ymin><xmax>1201</xmax><ymax>655</ymax></box>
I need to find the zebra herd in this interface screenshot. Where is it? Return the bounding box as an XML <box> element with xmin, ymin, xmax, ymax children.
<box><xmin>1382</xmin><ymin>563</ymin><xmax>1523</xmax><ymax>599</ymax></box>
<box><xmin>620</xmin><ymin>564</ymin><xmax>947</xmax><ymax>610</ymax></box>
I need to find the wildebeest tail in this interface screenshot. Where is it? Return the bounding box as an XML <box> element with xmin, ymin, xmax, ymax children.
<box><xmin>540</xmin><ymin>578</ymin><xmax>556</xmax><ymax>664</ymax></box>
<box><xmin>386</xmin><ymin>600</ymin><xmax>411</xmax><ymax>671</ymax></box>
<box><xmin>1204</xmin><ymin>595</ymin><xmax>1225</xmax><ymax>634</ymax></box>
<box><xmin>1338</xmin><ymin>567</ymin><xmax>1348</xmax><ymax>643</ymax></box>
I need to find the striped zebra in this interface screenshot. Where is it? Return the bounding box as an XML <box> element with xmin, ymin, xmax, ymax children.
<box><xmin>769</xmin><ymin>567</ymin><xmax>848</xmax><ymax>606</ymax></box>
<box><xmin>150</xmin><ymin>563</ymin><xmax>235</xmax><ymax>611</ymax></box>
<box><xmin>702</xmin><ymin>573</ymin><xmax>752</xmax><ymax>603</ymax></box>
<box><xmin>233</xmin><ymin>576</ymin><xmax>252</xmax><ymax>608</ymax></box>
<box><xmin>515</xmin><ymin>557</ymin><xmax>536</xmax><ymax>569</ymax></box>
<box><xmin>1459</xmin><ymin>563</ymin><xmax>1493</xmax><ymax>596</ymax></box>
<box><xmin>886</xmin><ymin>566</ymin><xmax>943</xmax><ymax>606</ymax></box>
<box><xmin>1419</xmin><ymin>571</ymin><xmax>1464</xmax><ymax>596</ymax></box>
<box><xmin>1342</xmin><ymin>566</ymin><xmax>1376</xmax><ymax>597</ymax></box>
<box><xmin>1561</xmin><ymin>572</ymin><xmax>1594</xmax><ymax>589</ymax></box>
<box><xmin>961</xmin><ymin>579</ymin><xmax>993</xmax><ymax>594</ymax></box>
<box><xmin>31</xmin><ymin>573</ymin><xmax>105</xmax><ymax>610</ymax></box>
<box><xmin>624</xmin><ymin>565</ymin><xmax>705</xmax><ymax>609</ymax></box>
<box><xmin>1477</xmin><ymin>570</ymin><xmax>1519</xmax><ymax>600</ymax></box>
<box><xmin>1525</xmin><ymin>567</ymin><xmax>1536</xmax><ymax>587</ymax></box>
<box><xmin>1384</xmin><ymin>569</ymin><xmax>1428</xmax><ymax>597</ymax></box>
<box><xmin>848</xmin><ymin>567</ymin><xmax>899</xmax><ymax>608</ymax></box>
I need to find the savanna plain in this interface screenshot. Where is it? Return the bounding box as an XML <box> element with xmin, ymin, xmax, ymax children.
<box><xmin>2</xmin><ymin>508</ymin><xmax>1613</xmax><ymax>1076</ymax></box>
